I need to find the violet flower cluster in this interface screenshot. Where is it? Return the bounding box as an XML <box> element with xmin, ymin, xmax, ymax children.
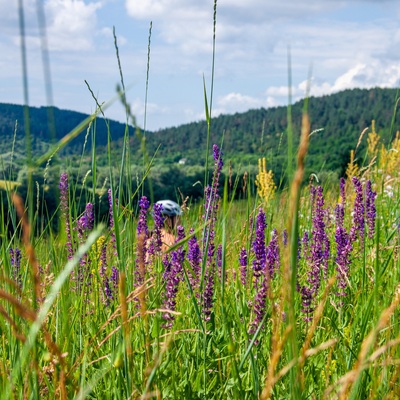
<box><xmin>350</xmin><ymin>176</ymin><xmax>365</xmax><ymax>244</ymax></box>
<box><xmin>135</xmin><ymin>196</ymin><xmax>150</xmax><ymax>287</ymax></box>
<box><xmin>76</xmin><ymin>203</ymin><xmax>94</xmax><ymax>240</ymax></box>
<box><xmin>162</xmin><ymin>226</ymin><xmax>186</xmax><ymax>327</ymax></box>
<box><xmin>201</xmin><ymin>144</ymin><xmax>224</xmax><ymax>321</ymax></box>
<box><xmin>298</xmin><ymin>186</ymin><xmax>330</xmax><ymax>320</ymax></box>
<box><xmin>239</xmin><ymin>247</ymin><xmax>248</xmax><ymax>286</ymax></box>
<box><xmin>249</xmin><ymin>226</ymin><xmax>281</xmax><ymax>337</ymax></box>
<box><xmin>10</xmin><ymin>247</ymin><xmax>22</xmax><ymax>290</ymax></box>
<box><xmin>187</xmin><ymin>229</ymin><xmax>202</xmax><ymax>295</ymax></box>
<box><xmin>59</xmin><ymin>173</ymin><xmax>74</xmax><ymax>260</ymax></box>
<box><xmin>252</xmin><ymin>208</ymin><xmax>267</xmax><ymax>289</ymax></box>
<box><xmin>365</xmin><ymin>180</ymin><xmax>377</xmax><ymax>239</ymax></box>
<box><xmin>146</xmin><ymin>202</ymin><xmax>165</xmax><ymax>260</ymax></box>
<box><xmin>334</xmin><ymin>177</ymin><xmax>353</xmax><ymax>301</ymax></box>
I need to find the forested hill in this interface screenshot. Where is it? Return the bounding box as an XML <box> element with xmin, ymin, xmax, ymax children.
<box><xmin>0</xmin><ymin>103</ymin><xmax>128</xmax><ymax>148</ymax></box>
<box><xmin>1</xmin><ymin>87</ymin><xmax>399</xmax><ymax>178</ymax></box>
<box><xmin>144</xmin><ymin>87</ymin><xmax>400</xmax><ymax>174</ymax></box>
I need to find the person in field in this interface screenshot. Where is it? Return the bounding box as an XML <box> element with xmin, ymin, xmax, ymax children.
<box><xmin>153</xmin><ymin>199</ymin><xmax>182</xmax><ymax>253</ymax></box>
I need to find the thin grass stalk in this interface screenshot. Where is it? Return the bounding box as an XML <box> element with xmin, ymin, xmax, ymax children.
<box><xmin>35</xmin><ymin>0</ymin><xmax>56</xmax><ymax>142</ymax></box>
<box><xmin>6</xmin><ymin>225</ymin><xmax>103</xmax><ymax>398</ymax></box>
<box><xmin>284</xmin><ymin>109</ymin><xmax>310</xmax><ymax>399</ymax></box>
<box><xmin>324</xmin><ymin>284</ymin><xmax>400</xmax><ymax>398</ymax></box>
<box><xmin>203</xmin><ymin>0</ymin><xmax>218</xmax><ymax>186</ymax></box>
<box><xmin>286</xmin><ymin>45</ymin><xmax>293</xmax><ymax>185</ymax></box>
<box><xmin>143</xmin><ymin>21</ymin><xmax>152</xmax><ymax>136</ymax></box>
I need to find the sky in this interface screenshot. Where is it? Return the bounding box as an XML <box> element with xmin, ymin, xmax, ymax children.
<box><xmin>1</xmin><ymin>0</ymin><xmax>400</xmax><ymax>132</ymax></box>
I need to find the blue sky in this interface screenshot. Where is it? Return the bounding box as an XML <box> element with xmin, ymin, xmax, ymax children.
<box><xmin>1</xmin><ymin>0</ymin><xmax>400</xmax><ymax>131</ymax></box>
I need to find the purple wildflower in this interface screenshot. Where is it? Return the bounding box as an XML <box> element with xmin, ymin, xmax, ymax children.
<box><xmin>252</xmin><ymin>208</ymin><xmax>267</xmax><ymax>288</ymax></box>
<box><xmin>135</xmin><ymin>196</ymin><xmax>150</xmax><ymax>287</ymax></box>
<box><xmin>298</xmin><ymin>186</ymin><xmax>330</xmax><ymax>320</ymax></box>
<box><xmin>335</xmin><ymin>225</ymin><xmax>352</xmax><ymax>300</ymax></box>
<box><xmin>299</xmin><ymin>285</ymin><xmax>314</xmax><ymax>322</ymax></box>
<box><xmin>59</xmin><ymin>173</ymin><xmax>74</xmax><ymax>260</ymax></box>
<box><xmin>108</xmin><ymin>189</ymin><xmax>118</xmax><ymax>258</ymax></box>
<box><xmin>187</xmin><ymin>230</ymin><xmax>202</xmax><ymax>294</ymax></box>
<box><xmin>365</xmin><ymin>180</ymin><xmax>376</xmax><ymax>240</ymax></box>
<box><xmin>301</xmin><ymin>231</ymin><xmax>310</xmax><ymax>261</ymax></box>
<box><xmin>147</xmin><ymin>202</ymin><xmax>165</xmax><ymax>259</ymax></box>
<box><xmin>350</xmin><ymin>177</ymin><xmax>365</xmax><ymax>244</ymax></box>
<box><xmin>202</xmin><ymin>261</ymin><xmax>216</xmax><ymax>322</ymax></box>
<box><xmin>97</xmin><ymin>238</ymin><xmax>115</xmax><ymax>305</ymax></box>
<box><xmin>249</xmin><ymin>276</ymin><xmax>267</xmax><ymax>337</ymax></box>
<box><xmin>111</xmin><ymin>266</ymin><xmax>119</xmax><ymax>293</ymax></box>
<box><xmin>162</xmin><ymin>226</ymin><xmax>186</xmax><ymax>327</ymax></box>
<box><xmin>217</xmin><ymin>244</ymin><xmax>224</xmax><ymax>280</ymax></box>
<box><xmin>239</xmin><ymin>247</ymin><xmax>248</xmax><ymax>286</ymax></box>
<box><xmin>266</xmin><ymin>229</ymin><xmax>280</xmax><ymax>279</ymax></box>
<box><xmin>76</xmin><ymin>202</ymin><xmax>94</xmax><ymax>239</ymax></box>
<box><xmin>201</xmin><ymin>144</ymin><xmax>224</xmax><ymax>322</ymax></box>
<box><xmin>10</xmin><ymin>248</ymin><xmax>22</xmax><ymax>289</ymax></box>
<box><xmin>309</xmin><ymin>186</ymin><xmax>330</xmax><ymax>286</ymax></box>
<box><xmin>282</xmin><ymin>229</ymin><xmax>288</xmax><ymax>247</ymax></box>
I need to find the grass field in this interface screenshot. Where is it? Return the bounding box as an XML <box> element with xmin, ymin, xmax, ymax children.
<box><xmin>1</xmin><ymin>117</ymin><xmax>400</xmax><ymax>398</ymax></box>
<box><xmin>1</xmin><ymin>2</ymin><xmax>400</xmax><ymax>398</ymax></box>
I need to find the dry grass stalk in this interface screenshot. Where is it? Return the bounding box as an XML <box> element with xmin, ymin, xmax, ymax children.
<box><xmin>119</xmin><ymin>272</ymin><xmax>131</xmax><ymax>358</ymax></box>
<box><xmin>324</xmin><ymin>284</ymin><xmax>400</xmax><ymax>398</ymax></box>
<box><xmin>355</xmin><ymin>127</ymin><xmax>369</xmax><ymax>153</ymax></box>
<box><xmin>299</xmin><ymin>276</ymin><xmax>336</xmax><ymax>380</ymax></box>
<box><xmin>275</xmin><ymin>339</ymin><xmax>338</xmax><ymax>385</ymax></box>
<box><xmin>12</xmin><ymin>193</ymin><xmax>42</xmax><ymax>306</ymax></box>
<box><xmin>261</xmin><ymin>324</ymin><xmax>292</xmax><ymax>400</ymax></box>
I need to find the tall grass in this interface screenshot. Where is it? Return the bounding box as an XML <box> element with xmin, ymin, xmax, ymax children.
<box><xmin>2</xmin><ymin>2</ymin><xmax>400</xmax><ymax>399</ymax></box>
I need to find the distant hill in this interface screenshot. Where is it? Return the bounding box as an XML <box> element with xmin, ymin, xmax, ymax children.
<box><xmin>143</xmin><ymin>87</ymin><xmax>400</xmax><ymax>175</ymax></box>
<box><xmin>0</xmin><ymin>103</ymin><xmax>128</xmax><ymax>149</ymax></box>
<box><xmin>1</xmin><ymin>87</ymin><xmax>399</xmax><ymax>180</ymax></box>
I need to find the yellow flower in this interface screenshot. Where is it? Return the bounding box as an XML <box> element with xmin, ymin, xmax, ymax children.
<box><xmin>255</xmin><ymin>157</ymin><xmax>276</xmax><ymax>204</ymax></box>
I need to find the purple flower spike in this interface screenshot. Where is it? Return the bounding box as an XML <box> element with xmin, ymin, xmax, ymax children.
<box><xmin>76</xmin><ymin>202</ymin><xmax>94</xmax><ymax>239</ymax></box>
<box><xmin>282</xmin><ymin>229</ymin><xmax>288</xmax><ymax>247</ymax></box>
<box><xmin>162</xmin><ymin>226</ymin><xmax>186</xmax><ymax>328</ymax></box>
<box><xmin>147</xmin><ymin>202</ymin><xmax>165</xmax><ymax>259</ymax></box>
<box><xmin>350</xmin><ymin>176</ymin><xmax>365</xmax><ymax>244</ymax></box>
<box><xmin>135</xmin><ymin>196</ymin><xmax>150</xmax><ymax>287</ymax></box>
<box><xmin>252</xmin><ymin>208</ymin><xmax>267</xmax><ymax>288</ymax></box>
<box><xmin>248</xmin><ymin>276</ymin><xmax>267</xmax><ymax>338</ymax></box>
<box><xmin>187</xmin><ymin>229</ymin><xmax>202</xmax><ymax>294</ymax></box>
<box><xmin>365</xmin><ymin>180</ymin><xmax>376</xmax><ymax>239</ymax></box>
<box><xmin>298</xmin><ymin>186</ymin><xmax>330</xmax><ymax>320</ymax></box>
<box><xmin>59</xmin><ymin>173</ymin><xmax>74</xmax><ymax>260</ymax></box>
<box><xmin>10</xmin><ymin>248</ymin><xmax>22</xmax><ymax>289</ymax></box>
<box><xmin>335</xmin><ymin>224</ymin><xmax>352</xmax><ymax>300</ymax></box>
<box><xmin>239</xmin><ymin>247</ymin><xmax>248</xmax><ymax>286</ymax></box>
<box><xmin>200</xmin><ymin>144</ymin><xmax>224</xmax><ymax>323</ymax></box>
<box><xmin>137</xmin><ymin>196</ymin><xmax>150</xmax><ymax>237</ymax></box>
<box><xmin>266</xmin><ymin>229</ymin><xmax>280</xmax><ymax>279</ymax></box>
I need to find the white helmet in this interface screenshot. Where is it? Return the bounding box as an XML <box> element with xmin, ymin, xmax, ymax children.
<box><xmin>155</xmin><ymin>200</ymin><xmax>182</xmax><ymax>217</ymax></box>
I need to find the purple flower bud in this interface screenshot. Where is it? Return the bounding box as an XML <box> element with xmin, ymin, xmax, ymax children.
<box><xmin>350</xmin><ymin>176</ymin><xmax>365</xmax><ymax>244</ymax></box>
<box><xmin>239</xmin><ymin>247</ymin><xmax>248</xmax><ymax>286</ymax></box>
<box><xmin>365</xmin><ymin>180</ymin><xmax>376</xmax><ymax>239</ymax></box>
<box><xmin>187</xmin><ymin>229</ymin><xmax>202</xmax><ymax>294</ymax></box>
<box><xmin>59</xmin><ymin>173</ymin><xmax>74</xmax><ymax>260</ymax></box>
<box><xmin>10</xmin><ymin>248</ymin><xmax>22</xmax><ymax>289</ymax></box>
<box><xmin>252</xmin><ymin>208</ymin><xmax>267</xmax><ymax>288</ymax></box>
<box><xmin>162</xmin><ymin>226</ymin><xmax>186</xmax><ymax>327</ymax></box>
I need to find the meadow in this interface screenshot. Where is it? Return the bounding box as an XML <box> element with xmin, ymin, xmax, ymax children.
<box><xmin>1</xmin><ymin>3</ymin><xmax>400</xmax><ymax>398</ymax></box>
<box><xmin>1</xmin><ymin>105</ymin><xmax>400</xmax><ymax>399</ymax></box>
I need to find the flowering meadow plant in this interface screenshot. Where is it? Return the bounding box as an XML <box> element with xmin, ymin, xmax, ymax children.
<box><xmin>2</xmin><ymin>109</ymin><xmax>400</xmax><ymax>400</ymax></box>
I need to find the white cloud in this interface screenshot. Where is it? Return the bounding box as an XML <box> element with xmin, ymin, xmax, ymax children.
<box><xmin>45</xmin><ymin>0</ymin><xmax>102</xmax><ymax>51</ymax></box>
